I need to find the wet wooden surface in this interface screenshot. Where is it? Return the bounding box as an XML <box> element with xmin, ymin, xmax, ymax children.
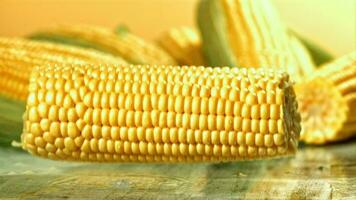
<box><xmin>0</xmin><ymin>140</ymin><xmax>355</xmax><ymax>199</ymax></box>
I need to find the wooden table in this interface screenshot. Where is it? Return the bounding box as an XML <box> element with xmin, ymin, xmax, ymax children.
<box><xmin>0</xmin><ymin>139</ymin><xmax>355</xmax><ymax>199</ymax></box>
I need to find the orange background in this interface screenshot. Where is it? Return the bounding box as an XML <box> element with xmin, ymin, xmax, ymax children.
<box><xmin>0</xmin><ymin>0</ymin><xmax>354</xmax><ymax>56</ymax></box>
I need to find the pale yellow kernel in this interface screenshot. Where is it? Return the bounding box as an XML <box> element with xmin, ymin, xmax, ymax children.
<box><xmin>221</xmin><ymin>145</ymin><xmax>230</xmax><ymax>157</ymax></box>
<box><xmin>92</xmin><ymin>108</ymin><xmax>101</xmax><ymax>125</ymax></box>
<box><xmin>148</xmin><ymin>142</ymin><xmax>156</xmax><ymax>155</ymax></box>
<box><xmin>208</xmin><ymin>97</ymin><xmax>218</xmax><ymax>114</ymax></box>
<box><xmin>202</xmin><ymin>130</ymin><xmax>211</xmax><ymax>144</ymax></box>
<box><xmin>34</xmin><ymin>137</ymin><xmax>46</xmax><ymax>148</ymax></box>
<box><xmin>238</xmin><ymin>146</ymin><xmax>247</xmax><ymax>157</ymax></box>
<box><xmin>246</xmin><ymin>132</ymin><xmax>255</xmax><ymax>146</ymax></box>
<box><xmin>228</xmin><ymin>131</ymin><xmax>237</xmax><ymax>145</ymax></box>
<box><xmin>74</xmin><ymin>136</ymin><xmax>84</xmax><ymax>147</ymax></box>
<box><xmin>276</xmin><ymin>89</ymin><xmax>284</xmax><ymax>105</ymax></box>
<box><xmin>246</xmin><ymin>93</ymin><xmax>257</xmax><ymax>105</ymax></box>
<box><xmin>200</xmin><ymin>98</ymin><xmax>209</xmax><ymax>114</ymax></box>
<box><xmin>131</xmin><ymin>142</ymin><xmax>140</xmax><ymax>154</ymax></box>
<box><xmin>219</xmin><ymin>131</ymin><xmax>228</xmax><ymax>145</ymax></box>
<box><xmin>237</xmin><ymin>132</ymin><xmax>245</xmax><ymax>145</ymax></box>
<box><xmin>164</xmin><ymin>112</ymin><xmax>174</xmax><ymax>128</ymax></box>
<box><xmin>66</xmin><ymin>108</ymin><xmax>78</xmax><ymax>122</ymax></box>
<box><xmin>257</xmin><ymin>91</ymin><xmax>266</xmax><ymax>104</ymax></box>
<box><xmin>125</xmin><ymin>94</ymin><xmax>134</xmax><ymax>110</ymax></box>
<box><xmin>216</xmin><ymin>99</ymin><xmax>225</xmax><ymax>115</ymax></box>
<box><xmin>188</xmin><ymin>144</ymin><xmax>196</xmax><ymax>156</ymax></box>
<box><xmin>37</xmin><ymin>103</ymin><xmax>49</xmax><ymax>118</ymax></box>
<box><xmin>192</xmin><ymin>97</ymin><xmax>201</xmax><ymax>114</ymax></box>
<box><xmin>231</xmin><ymin>145</ymin><xmax>238</xmax><ymax>156</ymax></box>
<box><xmin>75</xmin><ymin>103</ymin><xmax>86</xmax><ymax>118</ymax></box>
<box><xmin>248</xmin><ymin>146</ymin><xmax>257</xmax><ymax>157</ymax></box>
<box><xmin>92</xmin><ymin>125</ymin><xmax>101</xmax><ymax>138</ymax></box>
<box><xmin>174</xmin><ymin>96</ymin><xmax>184</xmax><ymax>113</ymax></box>
<box><xmin>240</xmin><ymin>89</ymin><xmax>248</xmax><ymax>102</ymax></box>
<box><xmin>182</xmin><ymin>84</ymin><xmax>192</xmax><ymax>96</ymax></box>
<box><xmin>29</xmin><ymin>107</ymin><xmax>40</xmax><ymax>122</ymax></box>
<box><xmin>27</xmin><ymin>92</ymin><xmax>38</xmax><ymax>106</ymax></box>
<box><xmin>208</xmin><ymin>115</ymin><xmax>216</xmax><ymax>130</ymax></box>
<box><xmin>205</xmin><ymin>145</ymin><xmax>213</xmax><ymax>156</ymax></box>
<box><xmin>194</xmin><ymin>130</ymin><xmax>202</xmax><ymax>143</ymax></box>
<box><xmin>25</xmin><ymin>133</ymin><xmax>35</xmax><ymax>144</ymax></box>
<box><xmin>45</xmin><ymin>143</ymin><xmax>56</xmax><ymax>153</ymax></box>
<box><xmin>114</xmin><ymin>141</ymin><xmax>123</xmax><ymax>153</ymax></box>
<box><xmin>277</xmin><ymin>120</ymin><xmax>284</xmax><ymax>134</ymax></box>
<box><xmin>101</xmin><ymin>93</ymin><xmax>110</xmax><ymax>108</ymax></box>
<box><xmin>63</xmin><ymin>95</ymin><xmax>74</xmax><ymax>109</ymax></box>
<box><xmin>107</xmin><ymin>109</ymin><xmax>118</xmax><ymax>126</ymax></box>
<box><xmin>54</xmin><ymin>138</ymin><xmax>64</xmax><ymax>149</ymax></box>
<box><xmin>229</xmin><ymin>89</ymin><xmax>239</xmax><ymax>102</ymax></box>
<box><xmin>260</xmin><ymin>104</ymin><xmax>269</xmax><ymax>119</ymax></box>
<box><xmin>145</xmin><ymin>128</ymin><xmax>154</xmax><ymax>142</ymax></box>
<box><xmin>225</xmin><ymin>100</ymin><xmax>233</xmax><ymax>116</ymax></box>
<box><xmin>179</xmin><ymin>143</ymin><xmax>188</xmax><ymax>155</ymax></box>
<box><xmin>196</xmin><ymin>143</ymin><xmax>204</xmax><ymax>155</ymax></box>
<box><xmin>101</xmin><ymin>108</ymin><xmax>110</xmax><ymax>125</ymax></box>
<box><xmin>49</xmin><ymin>122</ymin><xmax>60</xmax><ymax>137</ymax></box>
<box><xmin>251</xmin><ymin>105</ymin><xmax>260</xmax><ymax>119</ymax></box>
<box><xmin>181</xmin><ymin>113</ymin><xmax>189</xmax><ymax>129</ymax></box>
<box><xmin>142</xmin><ymin>111</ymin><xmax>152</xmax><ymax>128</ymax></box>
<box><xmin>110</xmin><ymin>126</ymin><xmax>119</xmax><ymax>140</ymax></box>
<box><xmin>216</xmin><ymin>115</ymin><xmax>224</xmax><ymax>131</ymax></box>
<box><xmin>64</xmin><ymin>137</ymin><xmax>76</xmax><ymax>151</ymax></box>
<box><xmin>233</xmin><ymin>116</ymin><xmax>242</xmax><ymax>131</ymax></box>
<box><xmin>259</xmin><ymin>119</ymin><xmax>268</xmax><ymax>134</ymax></box>
<box><xmin>270</xmin><ymin>104</ymin><xmax>280</xmax><ymax>120</ymax></box>
<box><xmin>118</xmin><ymin>93</ymin><xmax>125</xmax><ymax>109</ymax></box>
<box><xmin>233</xmin><ymin>102</ymin><xmax>242</xmax><ymax>116</ymax></box>
<box><xmin>269</xmin><ymin>120</ymin><xmax>277</xmax><ymax>133</ymax></box>
<box><xmin>267</xmin><ymin>92</ymin><xmax>276</xmax><ymax>104</ymax></box>
<box><xmin>159</xmin><ymin>112</ymin><xmax>167</xmax><ymax>128</ymax></box>
<box><xmin>183</xmin><ymin>96</ymin><xmax>192</xmax><ymax>114</ymax></box>
<box><xmin>45</xmin><ymin>90</ymin><xmax>55</xmax><ymax>105</ymax></box>
<box><xmin>139</xmin><ymin>141</ymin><xmax>148</xmax><ymax>154</ymax></box>
<box><xmin>60</xmin><ymin>122</ymin><xmax>68</xmax><ymax>137</ymax></box>
<box><xmin>118</xmin><ymin>109</ymin><xmax>126</xmax><ymax>126</ymax></box>
<box><xmin>101</xmin><ymin>126</ymin><xmax>111</xmax><ymax>139</ymax></box>
<box><xmin>90</xmin><ymin>138</ymin><xmax>98</xmax><ymax>152</ymax></box>
<box><xmin>39</xmin><ymin>119</ymin><xmax>50</xmax><ymax>131</ymax></box>
<box><xmin>273</xmin><ymin>134</ymin><xmax>285</xmax><ymax>146</ymax></box>
<box><xmin>190</xmin><ymin>114</ymin><xmax>199</xmax><ymax>130</ymax></box>
<box><xmin>211</xmin><ymin>131</ymin><xmax>219</xmax><ymax>145</ymax></box>
<box><xmin>124</xmin><ymin>141</ymin><xmax>132</xmax><ymax>154</ymax></box>
<box><xmin>168</xmin><ymin>128</ymin><xmax>177</xmax><ymax>143</ymax></box>
<box><xmin>248</xmin><ymin>119</ymin><xmax>258</xmax><ymax>133</ymax></box>
<box><xmin>264</xmin><ymin>134</ymin><xmax>273</xmax><ymax>147</ymax></box>
<box><xmin>241</xmin><ymin>104</ymin><xmax>251</xmax><ymax>118</ymax></box>
<box><xmin>82</xmin><ymin>125</ymin><xmax>92</xmax><ymax>139</ymax></box>
<box><xmin>98</xmin><ymin>138</ymin><xmax>107</xmax><ymax>153</ymax></box>
<box><xmin>198</xmin><ymin>115</ymin><xmax>208</xmax><ymax>130</ymax></box>
<box><xmin>242</xmin><ymin>119</ymin><xmax>251</xmax><ymax>132</ymax></box>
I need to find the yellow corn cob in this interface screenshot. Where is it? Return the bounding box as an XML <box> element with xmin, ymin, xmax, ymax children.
<box><xmin>21</xmin><ymin>64</ymin><xmax>301</xmax><ymax>162</ymax></box>
<box><xmin>198</xmin><ymin>0</ymin><xmax>315</xmax><ymax>82</ymax></box>
<box><xmin>157</xmin><ymin>27</ymin><xmax>205</xmax><ymax>66</ymax></box>
<box><xmin>295</xmin><ymin>52</ymin><xmax>356</xmax><ymax>144</ymax></box>
<box><xmin>30</xmin><ymin>24</ymin><xmax>177</xmax><ymax>65</ymax></box>
<box><xmin>0</xmin><ymin>37</ymin><xmax>127</xmax><ymax>101</ymax></box>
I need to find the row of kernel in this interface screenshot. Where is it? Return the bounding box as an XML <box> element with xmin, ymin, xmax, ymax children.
<box><xmin>24</xmin><ymin>137</ymin><xmax>285</xmax><ymax>159</ymax></box>
<box><xmin>24</xmin><ymin>119</ymin><xmax>285</xmax><ymax>147</ymax></box>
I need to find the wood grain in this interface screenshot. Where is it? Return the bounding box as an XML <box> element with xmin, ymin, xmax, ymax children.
<box><xmin>0</xmin><ymin>140</ymin><xmax>355</xmax><ymax>199</ymax></box>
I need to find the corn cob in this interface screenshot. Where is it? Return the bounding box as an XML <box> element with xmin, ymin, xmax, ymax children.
<box><xmin>295</xmin><ymin>52</ymin><xmax>356</xmax><ymax>144</ymax></box>
<box><xmin>157</xmin><ymin>27</ymin><xmax>206</xmax><ymax>66</ymax></box>
<box><xmin>28</xmin><ymin>24</ymin><xmax>177</xmax><ymax>65</ymax></box>
<box><xmin>197</xmin><ymin>0</ymin><xmax>315</xmax><ymax>82</ymax></box>
<box><xmin>21</xmin><ymin>64</ymin><xmax>301</xmax><ymax>162</ymax></box>
<box><xmin>0</xmin><ymin>37</ymin><xmax>127</xmax><ymax>101</ymax></box>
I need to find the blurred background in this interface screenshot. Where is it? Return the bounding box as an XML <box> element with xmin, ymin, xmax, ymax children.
<box><xmin>0</xmin><ymin>0</ymin><xmax>354</xmax><ymax>56</ymax></box>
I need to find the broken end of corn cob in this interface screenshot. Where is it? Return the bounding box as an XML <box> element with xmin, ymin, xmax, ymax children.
<box><xmin>21</xmin><ymin>64</ymin><xmax>301</xmax><ymax>162</ymax></box>
<box><xmin>295</xmin><ymin>77</ymin><xmax>348</xmax><ymax>145</ymax></box>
